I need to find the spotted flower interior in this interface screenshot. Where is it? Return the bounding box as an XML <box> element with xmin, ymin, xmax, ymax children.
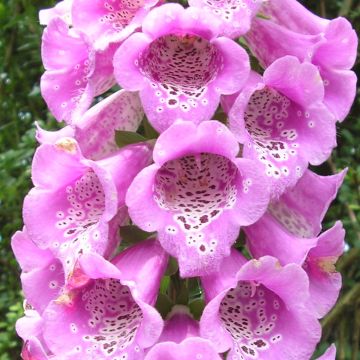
<box><xmin>139</xmin><ymin>34</ymin><xmax>223</xmax><ymax>113</ymax></box>
<box><xmin>220</xmin><ymin>282</ymin><xmax>284</xmax><ymax>359</ymax></box>
<box><xmin>45</xmin><ymin>279</ymin><xmax>144</xmax><ymax>358</ymax></box>
<box><xmin>154</xmin><ymin>153</ymin><xmax>238</xmax><ymax>235</ymax></box>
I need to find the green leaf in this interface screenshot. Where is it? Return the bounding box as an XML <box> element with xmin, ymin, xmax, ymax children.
<box><xmin>119</xmin><ymin>225</ymin><xmax>154</xmax><ymax>244</ymax></box>
<box><xmin>176</xmin><ymin>280</ymin><xmax>189</xmax><ymax>305</ymax></box>
<box><xmin>155</xmin><ymin>293</ymin><xmax>173</xmax><ymax>318</ymax></box>
<box><xmin>165</xmin><ymin>257</ymin><xmax>179</xmax><ymax>276</ymax></box>
<box><xmin>256</xmin><ymin>12</ymin><xmax>271</xmax><ymax>20</ymax></box>
<box><xmin>143</xmin><ymin>116</ymin><xmax>159</xmax><ymax>139</ymax></box>
<box><xmin>189</xmin><ymin>298</ymin><xmax>205</xmax><ymax>320</ymax></box>
<box><xmin>115</xmin><ymin>130</ymin><xmax>147</xmax><ymax>148</ymax></box>
<box><xmin>160</xmin><ymin>276</ymin><xmax>171</xmax><ymax>294</ymax></box>
<box><xmin>188</xmin><ymin>278</ymin><xmax>202</xmax><ymax>301</ymax></box>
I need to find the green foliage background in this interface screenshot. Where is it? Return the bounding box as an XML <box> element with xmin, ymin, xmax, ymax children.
<box><xmin>0</xmin><ymin>0</ymin><xmax>359</xmax><ymax>359</ymax></box>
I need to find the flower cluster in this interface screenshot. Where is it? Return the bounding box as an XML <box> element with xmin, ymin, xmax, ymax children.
<box><xmin>13</xmin><ymin>0</ymin><xmax>357</xmax><ymax>359</ymax></box>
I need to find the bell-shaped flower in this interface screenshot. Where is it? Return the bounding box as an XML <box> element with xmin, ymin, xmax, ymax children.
<box><xmin>126</xmin><ymin>120</ymin><xmax>270</xmax><ymax>277</ymax></box>
<box><xmin>188</xmin><ymin>0</ymin><xmax>264</xmax><ymax>39</ymax></box>
<box><xmin>304</xmin><ymin>222</ymin><xmax>345</xmax><ymax>318</ymax></box>
<box><xmin>41</xmin><ymin>18</ymin><xmax>116</xmax><ymax>124</ymax></box>
<box><xmin>72</xmin><ymin>0</ymin><xmax>160</xmax><ymax>51</ymax></box>
<box><xmin>21</xmin><ymin>337</ymin><xmax>50</xmax><ymax>360</ymax></box>
<box><xmin>245</xmin><ymin>169</ymin><xmax>346</xmax><ymax>266</ymax></box>
<box><xmin>145</xmin><ymin>305</ymin><xmax>221</xmax><ymax>359</ymax></box>
<box><xmin>74</xmin><ymin>90</ymin><xmax>144</xmax><ymax>160</ymax></box>
<box><xmin>23</xmin><ymin>137</ymin><xmax>152</xmax><ymax>287</ymax></box>
<box><xmin>225</xmin><ymin>56</ymin><xmax>337</xmax><ymax>197</ymax></box>
<box><xmin>12</xmin><ymin>229</ymin><xmax>65</xmax><ymax>313</ymax></box>
<box><xmin>245</xmin><ymin>0</ymin><xmax>358</xmax><ymax>122</ymax></box>
<box><xmin>42</xmin><ymin>239</ymin><xmax>167</xmax><ymax>359</ymax></box>
<box><xmin>36</xmin><ymin>90</ymin><xmax>144</xmax><ymax>161</ymax></box>
<box><xmin>200</xmin><ymin>252</ymin><xmax>321</xmax><ymax>360</ymax></box>
<box><xmin>316</xmin><ymin>344</ymin><xmax>336</xmax><ymax>360</ymax></box>
<box><xmin>39</xmin><ymin>0</ymin><xmax>73</xmax><ymax>26</ymax></box>
<box><xmin>114</xmin><ymin>3</ymin><xmax>250</xmax><ymax>133</ymax></box>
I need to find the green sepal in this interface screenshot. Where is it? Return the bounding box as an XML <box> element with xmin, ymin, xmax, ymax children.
<box><xmin>115</xmin><ymin>130</ymin><xmax>147</xmax><ymax>148</ymax></box>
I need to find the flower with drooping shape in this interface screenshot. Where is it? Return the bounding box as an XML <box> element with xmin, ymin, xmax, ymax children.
<box><xmin>72</xmin><ymin>0</ymin><xmax>160</xmax><ymax>51</ymax></box>
<box><xmin>245</xmin><ymin>169</ymin><xmax>346</xmax><ymax>266</ymax></box>
<box><xmin>245</xmin><ymin>0</ymin><xmax>358</xmax><ymax>122</ymax></box>
<box><xmin>39</xmin><ymin>0</ymin><xmax>73</xmax><ymax>25</ymax></box>
<box><xmin>188</xmin><ymin>0</ymin><xmax>264</xmax><ymax>39</ymax></box>
<box><xmin>74</xmin><ymin>90</ymin><xmax>144</xmax><ymax>160</ymax></box>
<box><xmin>41</xmin><ymin>18</ymin><xmax>116</xmax><ymax>124</ymax></box>
<box><xmin>316</xmin><ymin>344</ymin><xmax>336</xmax><ymax>360</ymax></box>
<box><xmin>21</xmin><ymin>337</ymin><xmax>50</xmax><ymax>360</ymax></box>
<box><xmin>224</xmin><ymin>56</ymin><xmax>337</xmax><ymax>197</ymax></box>
<box><xmin>114</xmin><ymin>3</ymin><xmax>250</xmax><ymax>133</ymax></box>
<box><xmin>145</xmin><ymin>305</ymin><xmax>221</xmax><ymax>360</ymax></box>
<box><xmin>304</xmin><ymin>222</ymin><xmax>345</xmax><ymax>318</ymax></box>
<box><xmin>126</xmin><ymin>120</ymin><xmax>270</xmax><ymax>277</ymax></box>
<box><xmin>17</xmin><ymin>305</ymin><xmax>45</xmax><ymax>348</ymax></box>
<box><xmin>11</xmin><ymin>229</ymin><xmax>65</xmax><ymax>314</ymax></box>
<box><xmin>23</xmin><ymin>137</ymin><xmax>151</xmax><ymax>288</ymax></box>
<box><xmin>36</xmin><ymin>90</ymin><xmax>144</xmax><ymax>161</ymax></box>
<box><xmin>200</xmin><ymin>251</ymin><xmax>321</xmax><ymax>360</ymax></box>
<box><xmin>42</xmin><ymin>239</ymin><xmax>167</xmax><ymax>359</ymax></box>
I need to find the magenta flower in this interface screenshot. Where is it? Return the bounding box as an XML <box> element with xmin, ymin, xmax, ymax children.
<box><xmin>72</xmin><ymin>0</ymin><xmax>160</xmax><ymax>51</ymax></box>
<box><xmin>41</xmin><ymin>18</ymin><xmax>116</xmax><ymax>124</ymax></box>
<box><xmin>12</xmin><ymin>229</ymin><xmax>64</xmax><ymax>314</ymax></box>
<box><xmin>245</xmin><ymin>169</ymin><xmax>346</xmax><ymax>266</ymax></box>
<box><xmin>126</xmin><ymin>120</ymin><xmax>269</xmax><ymax>276</ymax></box>
<box><xmin>304</xmin><ymin>222</ymin><xmax>345</xmax><ymax>318</ymax></box>
<box><xmin>16</xmin><ymin>306</ymin><xmax>44</xmax><ymax>348</ymax></box>
<box><xmin>21</xmin><ymin>338</ymin><xmax>50</xmax><ymax>360</ymax></box>
<box><xmin>245</xmin><ymin>0</ymin><xmax>358</xmax><ymax>121</ymax></box>
<box><xmin>188</xmin><ymin>0</ymin><xmax>263</xmax><ymax>39</ymax></box>
<box><xmin>23</xmin><ymin>137</ymin><xmax>151</xmax><ymax>287</ymax></box>
<box><xmin>145</xmin><ymin>306</ymin><xmax>221</xmax><ymax>360</ymax></box>
<box><xmin>39</xmin><ymin>0</ymin><xmax>73</xmax><ymax>25</ymax></box>
<box><xmin>200</xmin><ymin>252</ymin><xmax>321</xmax><ymax>359</ymax></box>
<box><xmin>74</xmin><ymin>90</ymin><xmax>144</xmax><ymax>160</ymax></box>
<box><xmin>36</xmin><ymin>90</ymin><xmax>144</xmax><ymax>161</ymax></box>
<box><xmin>42</xmin><ymin>239</ymin><xmax>167</xmax><ymax>359</ymax></box>
<box><xmin>114</xmin><ymin>3</ymin><xmax>250</xmax><ymax>132</ymax></box>
<box><xmin>224</xmin><ymin>56</ymin><xmax>337</xmax><ymax>197</ymax></box>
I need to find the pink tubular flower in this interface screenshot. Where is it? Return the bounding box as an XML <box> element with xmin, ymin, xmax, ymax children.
<box><xmin>245</xmin><ymin>0</ymin><xmax>358</xmax><ymax>122</ymax></box>
<box><xmin>245</xmin><ymin>169</ymin><xmax>346</xmax><ymax>265</ymax></box>
<box><xmin>39</xmin><ymin>0</ymin><xmax>73</xmax><ymax>25</ymax></box>
<box><xmin>126</xmin><ymin>120</ymin><xmax>270</xmax><ymax>277</ymax></box>
<box><xmin>245</xmin><ymin>169</ymin><xmax>346</xmax><ymax>318</ymax></box>
<box><xmin>145</xmin><ymin>306</ymin><xmax>221</xmax><ymax>360</ymax></box>
<box><xmin>224</xmin><ymin>56</ymin><xmax>337</xmax><ymax>197</ymax></box>
<box><xmin>72</xmin><ymin>0</ymin><xmax>160</xmax><ymax>51</ymax></box>
<box><xmin>200</xmin><ymin>252</ymin><xmax>321</xmax><ymax>360</ymax></box>
<box><xmin>188</xmin><ymin>0</ymin><xmax>264</xmax><ymax>39</ymax></box>
<box><xmin>21</xmin><ymin>338</ymin><xmax>50</xmax><ymax>360</ymax></box>
<box><xmin>304</xmin><ymin>222</ymin><xmax>345</xmax><ymax>318</ymax></box>
<box><xmin>12</xmin><ymin>229</ymin><xmax>64</xmax><ymax>314</ymax></box>
<box><xmin>41</xmin><ymin>18</ymin><xmax>116</xmax><ymax>124</ymax></box>
<box><xmin>36</xmin><ymin>90</ymin><xmax>144</xmax><ymax>161</ymax></box>
<box><xmin>23</xmin><ymin>137</ymin><xmax>151</xmax><ymax>287</ymax></box>
<box><xmin>42</xmin><ymin>239</ymin><xmax>167</xmax><ymax>359</ymax></box>
<box><xmin>113</xmin><ymin>3</ymin><xmax>250</xmax><ymax>133</ymax></box>
<box><xmin>74</xmin><ymin>90</ymin><xmax>144</xmax><ymax>160</ymax></box>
